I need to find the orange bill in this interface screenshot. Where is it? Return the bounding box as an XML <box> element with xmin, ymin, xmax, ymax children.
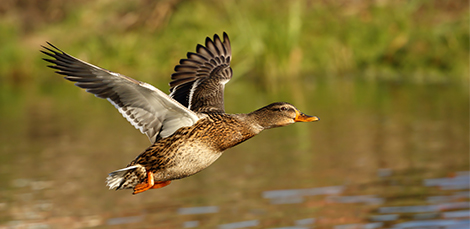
<box><xmin>294</xmin><ymin>110</ymin><xmax>320</xmax><ymax>122</ymax></box>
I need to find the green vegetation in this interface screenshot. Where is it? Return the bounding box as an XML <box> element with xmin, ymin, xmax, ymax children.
<box><xmin>0</xmin><ymin>0</ymin><xmax>468</xmax><ymax>91</ymax></box>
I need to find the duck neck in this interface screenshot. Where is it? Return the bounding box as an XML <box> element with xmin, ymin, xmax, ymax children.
<box><xmin>242</xmin><ymin>111</ymin><xmax>273</xmax><ymax>133</ymax></box>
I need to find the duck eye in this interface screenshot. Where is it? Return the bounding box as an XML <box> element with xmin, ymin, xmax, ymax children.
<box><xmin>280</xmin><ymin>107</ymin><xmax>288</xmax><ymax>111</ymax></box>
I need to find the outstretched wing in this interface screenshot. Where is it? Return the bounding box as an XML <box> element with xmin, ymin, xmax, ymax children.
<box><xmin>169</xmin><ymin>32</ymin><xmax>232</xmax><ymax>113</ymax></box>
<box><xmin>41</xmin><ymin>43</ymin><xmax>200</xmax><ymax>143</ymax></box>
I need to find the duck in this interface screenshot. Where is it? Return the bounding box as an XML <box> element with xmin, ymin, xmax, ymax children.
<box><xmin>41</xmin><ymin>32</ymin><xmax>319</xmax><ymax>195</ymax></box>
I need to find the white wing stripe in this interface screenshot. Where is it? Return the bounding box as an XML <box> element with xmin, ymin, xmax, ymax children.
<box><xmin>187</xmin><ymin>79</ymin><xmax>201</xmax><ymax>110</ymax></box>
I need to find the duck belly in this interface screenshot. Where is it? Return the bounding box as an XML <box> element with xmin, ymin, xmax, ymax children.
<box><xmin>153</xmin><ymin>143</ymin><xmax>223</xmax><ymax>181</ymax></box>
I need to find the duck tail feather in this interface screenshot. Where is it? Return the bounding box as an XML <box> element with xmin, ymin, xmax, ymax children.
<box><xmin>106</xmin><ymin>165</ymin><xmax>146</xmax><ymax>190</ymax></box>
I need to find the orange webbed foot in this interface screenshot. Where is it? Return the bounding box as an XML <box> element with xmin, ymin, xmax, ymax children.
<box><xmin>151</xmin><ymin>180</ymin><xmax>171</xmax><ymax>189</ymax></box>
<box><xmin>132</xmin><ymin>171</ymin><xmax>172</xmax><ymax>195</ymax></box>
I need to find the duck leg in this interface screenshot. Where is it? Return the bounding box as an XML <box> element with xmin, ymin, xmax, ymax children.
<box><xmin>151</xmin><ymin>180</ymin><xmax>171</xmax><ymax>189</ymax></box>
<box><xmin>133</xmin><ymin>171</ymin><xmax>171</xmax><ymax>194</ymax></box>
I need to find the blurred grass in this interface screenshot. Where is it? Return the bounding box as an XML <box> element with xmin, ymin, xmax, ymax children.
<box><xmin>0</xmin><ymin>0</ymin><xmax>468</xmax><ymax>92</ymax></box>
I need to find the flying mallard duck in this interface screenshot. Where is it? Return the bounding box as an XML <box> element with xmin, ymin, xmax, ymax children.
<box><xmin>41</xmin><ymin>33</ymin><xmax>319</xmax><ymax>194</ymax></box>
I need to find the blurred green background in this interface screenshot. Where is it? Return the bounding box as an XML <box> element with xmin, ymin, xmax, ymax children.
<box><xmin>1</xmin><ymin>0</ymin><xmax>468</xmax><ymax>87</ymax></box>
<box><xmin>0</xmin><ymin>0</ymin><xmax>469</xmax><ymax>228</ymax></box>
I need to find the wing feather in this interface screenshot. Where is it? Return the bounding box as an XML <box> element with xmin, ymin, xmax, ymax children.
<box><xmin>41</xmin><ymin>43</ymin><xmax>200</xmax><ymax>143</ymax></box>
<box><xmin>169</xmin><ymin>32</ymin><xmax>232</xmax><ymax>113</ymax></box>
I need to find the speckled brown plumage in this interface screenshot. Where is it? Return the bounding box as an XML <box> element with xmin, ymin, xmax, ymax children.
<box><xmin>41</xmin><ymin>33</ymin><xmax>319</xmax><ymax>195</ymax></box>
<box><xmin>116</xmin><ymin>113</ymin><xmax>258</xmax><ymax>189</ymax></box>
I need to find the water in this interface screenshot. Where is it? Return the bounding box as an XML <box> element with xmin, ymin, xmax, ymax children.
<box><xmin>0</xmin><ymin>78</ymin><xmax>468</xmax><ymax>228</ymax></box>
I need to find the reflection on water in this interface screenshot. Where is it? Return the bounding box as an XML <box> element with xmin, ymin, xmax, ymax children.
<box><xmin>107</xmin><ymin>215</ymin><xmax>144</xmax><ymax>226</ymax></box>
<box><xmin>0</xmin><ymin>79</ymin><xmax>468</xmax><ymax>228</ymax></box>
<box><xmin>178</xmin><ymin>206</ymin><xmax>219</xmax><ymax>215</ymax></box>
<box><xmin>263</xmin><ymin>186</ymin><xmax>344</xmax><ymax>205</ymax></box>
<box><xmin>219</xmin><ymin>220</ymin><xmax>259</xmax><ymax>229</ymax></box>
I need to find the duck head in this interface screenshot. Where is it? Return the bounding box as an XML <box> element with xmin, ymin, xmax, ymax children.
<box><xmin>249</xmin><ymin>102</ymin><xmax>319</xmax><ymax>130</ymax></box>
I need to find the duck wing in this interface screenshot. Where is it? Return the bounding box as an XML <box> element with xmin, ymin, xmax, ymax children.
<box><xmin>41</xmin><ymin>43</ymin><xmax>200</xmax><ymax>143</ymax></box>
<box><xmin>169</xmin><ymin>32</ymin><xmax>232</xmax><ymax>113</ymax></box>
